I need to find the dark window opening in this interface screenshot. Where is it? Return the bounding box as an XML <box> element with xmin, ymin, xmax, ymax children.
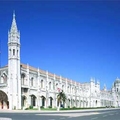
<box><xmin>13</xmin><ymin>49</ymin><xmax>15</xmax><ymax>56</ymax></box>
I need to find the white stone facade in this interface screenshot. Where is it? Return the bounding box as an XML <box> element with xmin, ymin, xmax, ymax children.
<box><xmin>0</xmin><ymin>13</ymin><xmax>119</xmax><ymax>110</ymax></box>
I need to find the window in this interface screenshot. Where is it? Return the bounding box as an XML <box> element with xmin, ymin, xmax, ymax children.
<box><xmin>49</xmin><ymin>82</ymin><xmax>51</xmax><ymax>90</ymax></box>
<box><xmin>117</xmin><ymin>88</ymin><xmax>119</xmax><ymax>92</ymax></box>
<box><xmin>3</xmin><ymin>73</ymin><xmax>7</xmax><ymax>83</ymax></box>
<box><xmin>17</xmin><ymin>50</ymin><xmax>18</xmax><ymax>57</ymax></box>
<box><xmin>41</xmin><ymin>80</ymin><xmax>43</xmax><ymax>88</ymax></box>
<box><xmin>1</xmin><ymin>73</ymin><xmax>7</xmax><ymax>83</ymax></box>
<box><xmin>72</xmin><ymin>87</ymin><xmax>74</xmax><ymax>93</ymax></box>
<box><xmin>21</xmin><ymin>73</ymin><xmax>25</xmax><ymax>80</ymax></box>
<box><xmin>9</xmin><ymin>49</ymin><xmax>11</xmax><ymax>56</ymax></box>
<box><xmin>24</xmin><ymin>88</ymin><xmax>27</xmax><ymax>93</ymax></box>
<box><xmin>13</xmin><ymin>49</ymin><xmax>15</xmax><ymax>56</ymax></box>
<box><xmin>62</xmin><ymin>85</ymin><xmax>64</xmax><ymax>91</ymax></box>
<box><xmin>21</xmin><ymin>73</ymin><xmax>26</xmax><ymax>85</ymax></box>
<box><xmin>31</xmin><ymin>77</ymin><xmax>34</xmax><ymax>86</ymax></box>
<box><xmin>67</xmin><ymin>86</ymin><xmax>69</xmax><ymax>92</ymax></box>
<box><xmin>56</xmin><ymin>83</ymin><xmax>58</xmax><ymax>90</ymax></box>
<box><xmin>53</xmin><ymin>81</ymin><xmax>55</xmax><ymax>90</ymax></box>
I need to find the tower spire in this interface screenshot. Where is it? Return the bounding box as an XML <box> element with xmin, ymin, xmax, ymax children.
<box><xmin>8</xmin><ymin>12</ymin><xmax>21</xmax><ymax>110</ymax></box>
<box><xmin>10</xmin><ymin>11</ymin><xmax>18</xmax><ymax>32</ymax></box>
<box><xmin>13</xmin><ymin>10</ymin><xmax>15</xmax><ymax>17</ymax></box>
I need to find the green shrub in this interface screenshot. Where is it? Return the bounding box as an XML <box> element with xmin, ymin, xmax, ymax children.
<box><xmin>72</xmin><ymin>106</ymin><xmax>76</xmax><ymax>109</ymax></box>
<box><xmin>25</xmin><ymin>108</ymin><xmax>29</xmax><ymax>110</ymax></box>
<box><xmin>40</xmin><ymin>106</ymin><xmax>44</xmax><ymax>109</ymax></box>
<box><xmin>29</xmin><ymin>106</ymin><xmax>33</xmax><ymax>109</ymax></box>
<box><xmin>48</xmin><ymin>106</ymin><xmax>52</xmax><ymax>108</ymax></box>
<box><xmin>68</xmin><ymin>106</ymin><xmax>70</xmax><ymax>108</ymax></box>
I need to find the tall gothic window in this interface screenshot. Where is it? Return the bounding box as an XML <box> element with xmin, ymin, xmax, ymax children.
<box><xmin>17</xmin><ymin>50</ymin><xmax>18</xmax><ymax>57</ymax></box>
<box><xmin>3</xmin><ymin>73</ymin><xmax>7</xmax><ymax>83</ymax></box>
<box><xmin>21</xmin><ymin>73</ymin><xmax>26</xmax><ymax>85</ymax></box>
<box><xmin>75</xmin><ymin>87</ymin><xmax>77</xmax><ymax>94</ymax></box>
<box><xmin>41</xmin><ymin>80</ymin><xmax>43</xmax><ymax>88</ymax></box>
<box><xmin>13</xmin><ymin>49</ymin><xmax>15</xmax><ymax>56</ymax></box>
<box><xmin>72</xmin><ymin>88</ymin><xmax>74</xmax><ymax>93</ymax></box>
<box><xmin>53</xmin><ymin>81</ymin><xmax>55</xmax><ymax>90</ymax></box>
<box><xmin>67</xmin><ymin>86</ymin><xmax>69</xmax><ymax>92</ymax></box>
<box><xmin>62</xmin><ymin>85</ymin><xmax>64</xmax><ymax>91</ymax></box>
<box><xmin>56</xmin><ymin>83</ymin><xmax>58</xmax><ymax>90</ymax></box>
<box><xmin>9</xmin><ymin>49</ymin><xmax>11</xmax><ymax>56</ymax></box>
<box><xmin>1</xmin><ymin>73</ymin><xmax>7</xmax><ymax>83</ymax></box>
<box><xmin>117</xmin><ymin>88</ymin><xmax>119</xmax><ymax>92</ymax></box>
<box><xmin>49</xmin><ymin>82</ymin><xmax>51</xmax><ymax>90</ymax></box>
<box><xmin>31</xmin><ymin>77</ymin><xmax>34</xmax><ymax>86</ymax></box>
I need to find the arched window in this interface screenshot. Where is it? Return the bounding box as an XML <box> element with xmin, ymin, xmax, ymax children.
<box><xmin>117</xmin><ymin>88</ymin><xmax>119</xmax><ymax>92</ymax></box>
<box><xmin>1</xmin><ymin>73</ymin><xmax>7</xmax><ymax>83</ymax></box>
<box><xmin>9</xmin><ymin>49</ymin><xmax>11</xmax><ymax>56</ymax></box>
<box><xmin>76</xmin><ymin>87</ymin><xmax>78</xmax><ymax>93</ymax></box>
<box><xmin>17</xmin><ymin>50</ymin><xmax>18</xmax><ymax>57</ymax></box>
<box><xmin>67</xmin><ymin>86</ymin><xmax>69</xmax><ymax>92</ymax></box>
<box><xmin>56</xmin><ymin>83</ymin><xmax>58</xmax><ymax>90</ymax></box>
<box><xmin>72</xmin><ymin>87</ymin><xmax>74</xmax><ymax>93</ymax></box>
<box><xmin>21</xmin><ymin>73</ymin><xmax>26</xmax><ymax>85</ymax></box>
<box><xmin>53</xmin><ymin>81</ymin><xmax>55</xmax><ymax>90</ymax></box>
<box><xmin>3</xmin><ymin>73</ymin><xmax>7</xmax><ymax>83</ymax></box>
<box><xmin>41</xmin><ymin>80</ymin><xmax>43</xmax><ymax>88</ymax></box>
<box><xmin>13</xmin><ymin>49</ymin><xmax>15</xmax><ymax>56</ymax></box>
<box><xmin>62</xmin><ymin>85</ymin><xmax>64</xmax><ymax>91</ymax></box>
<box><xmin>49</xmin><ymin>82</ymin><xmax>51</xmax><ymax>90</ymax></box>
<box><xmin>31</xmin><ymin>77</ymin><xmax>34</xmax><ymax>86</ymax></box>
<box><xmin>21</xmin><ymin>73</ymin><xmax>25</xmax><ymax>80</ymax></box>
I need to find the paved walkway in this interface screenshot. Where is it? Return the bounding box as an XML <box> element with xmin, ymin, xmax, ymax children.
<box><xmin>0</xmin><ymin>108</ymin><xmax>119</xmax><ymax>113</ymax></box>
<box><xmin>0</xmin><ymin>118</ymin><xmax>12</xmax><ymax>120</ymax></box>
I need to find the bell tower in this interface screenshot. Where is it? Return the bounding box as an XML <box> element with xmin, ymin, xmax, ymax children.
<box><xmin>8</xmin><ymin>12</ymin><xmax>21</xmax><ymax>110</ymax></box>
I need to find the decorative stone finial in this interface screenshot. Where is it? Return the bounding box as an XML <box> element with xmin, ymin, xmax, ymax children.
<box><xmin>13</xmin><ymin>10</ymin><xmax>15</xmax><ymax>18</ymax></box>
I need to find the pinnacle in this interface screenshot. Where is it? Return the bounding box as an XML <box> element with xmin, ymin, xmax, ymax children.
<box><xmin>10</xmin><ymin>11</ymin><xmax>18</xmax><ymax>33</ymax></box>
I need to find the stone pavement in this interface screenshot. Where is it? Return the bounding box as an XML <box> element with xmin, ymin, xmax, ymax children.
<box><xmin>0</xmin><ymin>118</ymin><xmax>12</xmax><ymax>120</ymax></box>
<box><xmin>0</xmin><ymin>108</ymin><xmax>119</xmax><ymax>113</ymax></box>
<box><xmin>36</xmin><ymin>112</ymin><xmax>99</xmax><ymax>117</ymax></box>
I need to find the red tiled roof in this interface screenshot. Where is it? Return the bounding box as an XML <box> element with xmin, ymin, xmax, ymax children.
<box><xmin>20</xmin><ymin>63</ymin><xmax>80</xmax><ymax>85</ymax></box>
<box><xmin>2</xmin><ymin>63</ymin><xmax>81</xmax><ymax>85</ymax></box>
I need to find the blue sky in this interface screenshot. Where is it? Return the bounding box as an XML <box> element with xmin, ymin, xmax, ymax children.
<box><xmin>0</xmin><ymin>1</ymin><xmax>120</xmax><ymax>89</ymax></box>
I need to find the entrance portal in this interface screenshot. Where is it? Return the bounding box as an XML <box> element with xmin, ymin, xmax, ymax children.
<box><xmin>0</xmin><ymin>90</ymin><xmax>8</xmax><ymax>109</ymax></box>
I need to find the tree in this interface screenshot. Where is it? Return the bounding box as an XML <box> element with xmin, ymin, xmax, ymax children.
<box><xmin>57</xmin><ymin>90</ymin><xmax>67</xmax><ymax>111</ymax></box>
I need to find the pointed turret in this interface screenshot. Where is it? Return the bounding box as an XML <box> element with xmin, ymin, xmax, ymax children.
<box><xmin>8</xmin><ymin>12</ymin><xmax>21</xmax><ymax>110</ymax></box>
<box><xmin>8</xmin><ymin>11</ymin><xmax>20</xmax><ymax>44</ymax></box>
<box><xmin>103</xmin><ymin>84</ymin><xmax>107</xmax><ymax>91</ymax></box>
<box><xmin>10</xmin><ymin>11</ymin><xmax>18</xmax><ymax>33</ymax></box>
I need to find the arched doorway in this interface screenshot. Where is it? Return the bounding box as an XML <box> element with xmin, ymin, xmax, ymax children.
<box><xmin>0</xmin><ymin>90</ymin><xmax>8</xmax><ymax>109</ymax></box>
<box><xmin>30</xmin><ymin>95</ymin><xmax>36</xmax><ymax>107</ymax></box>
<box><xmin>41</xmin><ymin>96</ymin><xmax>46</xmax><ymax>107</ymax></box>
<box><xmin>96</xmin><ymin>100</ymin><xmax>97</xmax><ymax>107</ymax></box>
<box><xmin>49</xmin><ymin>97</ymin><xmax>53</xmax><ymax>107</ymax></box>
<box><xmin>76</xmin><ymin>100</ymin><xmax>79</xmax><ymax>107</ymax></box>
<box><xmin>22</xmin><ymin>95</ymin><xmax>27</xmax><ymax>108</ymax></box>
<box><xmin>67</xmin><ymin>99</ymin><xmax>70</xmax><ymax>108</ymax></box>
<box><xmin>73</xmin><ymin>99</ymin><xmax>75</xmax><ymax>107</ymax></box>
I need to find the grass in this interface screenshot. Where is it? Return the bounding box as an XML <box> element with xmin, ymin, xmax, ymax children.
<box><xmin>24</xmin><ymin>106</ymin><xmax>57</xmax><ymax>111</ymax></box>
<box><xmin>41</xmin><ymin>108</ymin><xmax>57</xmax><ymax>111</ymax></box>
<box><xmin>24</xmin><ymin>106</ymin><xmax>111</xmax><ymax>111</ymax></box>
<box><xmin>60</xmin><ymin>107</ymin><xmax>107</xmax><ymax>110</ymax></box>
